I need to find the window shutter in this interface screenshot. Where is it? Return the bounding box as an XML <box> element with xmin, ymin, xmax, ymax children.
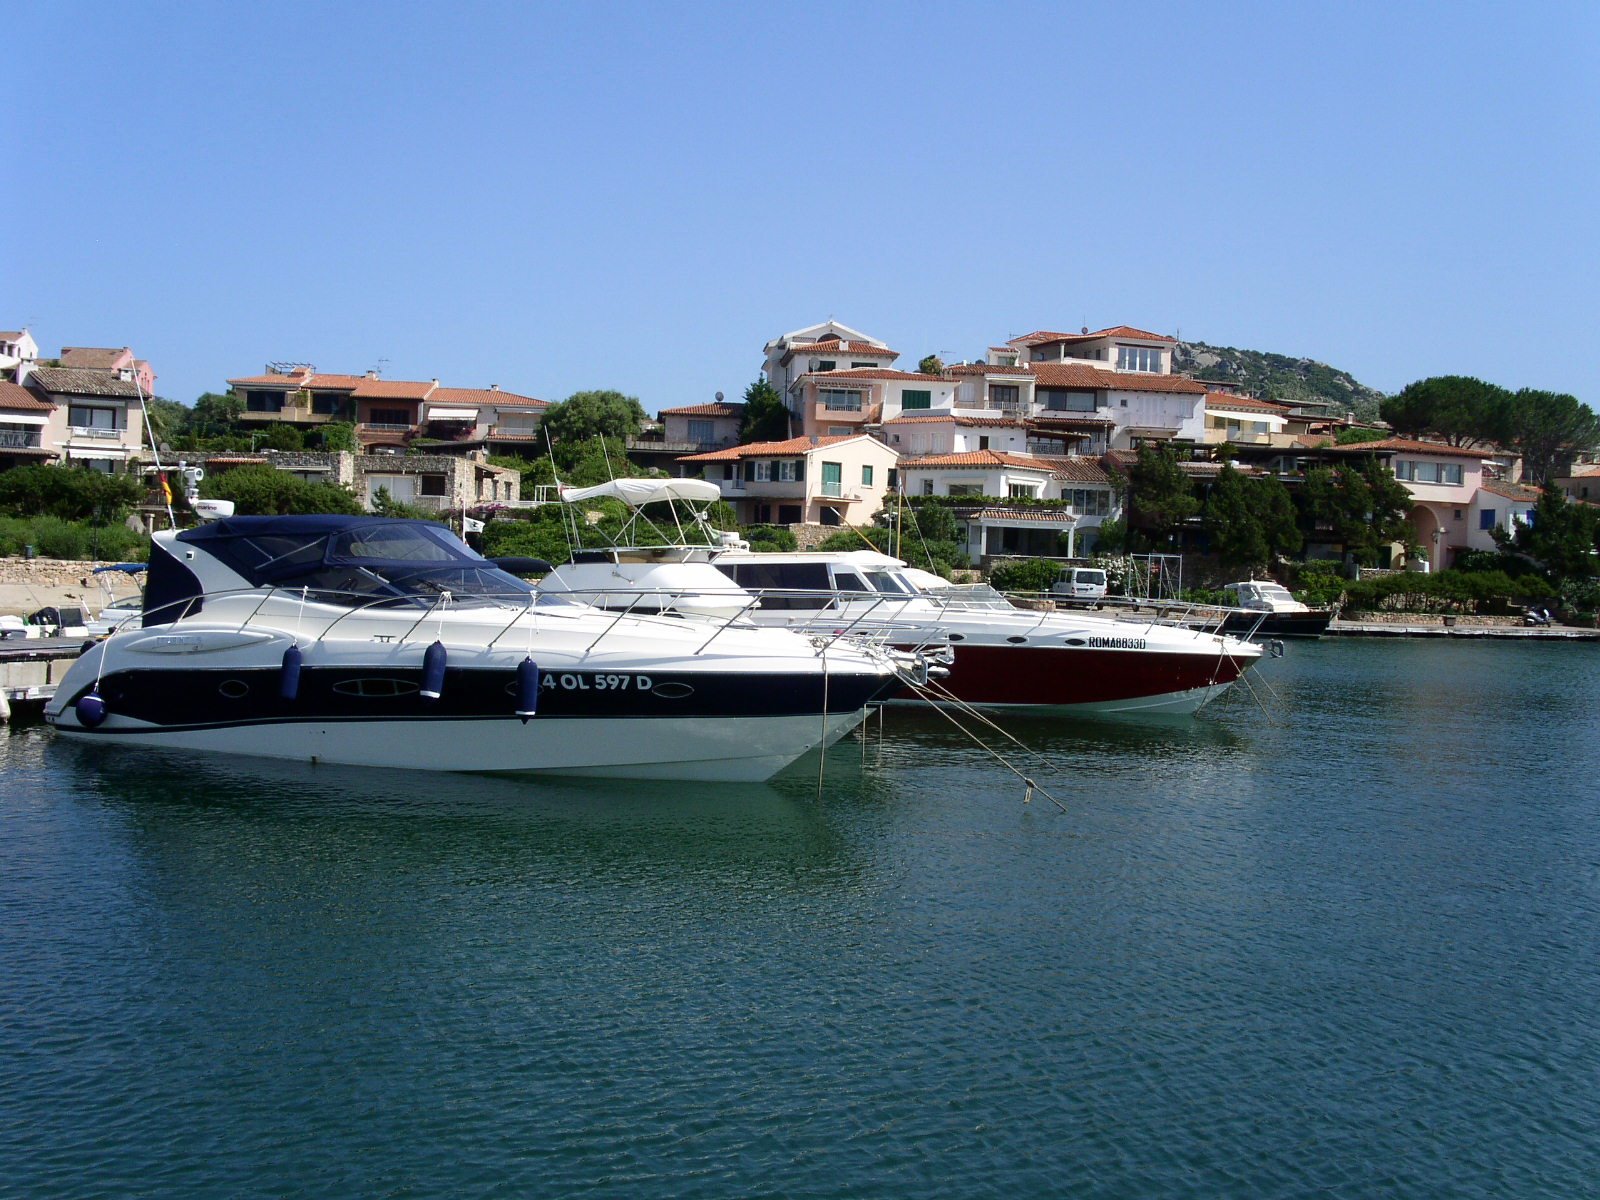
<box><xmin>794</xmin><ymin>458</ymin><xmax>805</xmax><ymax>482</ymax></box>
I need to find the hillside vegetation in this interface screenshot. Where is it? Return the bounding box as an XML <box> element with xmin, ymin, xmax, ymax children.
<box><xmin>1174</xmin><ymin>340</ymin><xmax>1386</xmax><ymax>422</ymax></box>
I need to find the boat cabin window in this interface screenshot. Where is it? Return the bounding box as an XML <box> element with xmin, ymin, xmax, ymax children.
<box><xmin>864</xmin><ymin>569</ymin><xmax>915</xmax><ymax>595</ymax></box>
<box><xmin>831</xmin><ymin>568</ymin><xmax>874</xmax><ymax>593</ymax></box>
<box><xmin>180</xmin><ymin>519</ymin><xmax>536</xmax><ymax>608</ymax></box>
<box><xmin>715</xmin><ymin>562</ymin><xmax>832</xmax><ymax>610</ymax></box>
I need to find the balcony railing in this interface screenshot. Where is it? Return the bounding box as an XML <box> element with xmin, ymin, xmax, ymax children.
<box><xmin>821</xmin><ymin>481</ymin><xmax>844</xmax><ymax>498</ymax></box>
<box><xmin>68</xmin><ymin>425</ymin><xmax>124</xmax><ymax>439</ymax></box>
<box><xmin>360</xmin><ymin>422</ymin><xmax>417</xmax><ymax>433</ymax></box>
<box><xmin>0</xmin><ymin>430</ymin><xmax>42</xmax><ymax>449</ymax></box>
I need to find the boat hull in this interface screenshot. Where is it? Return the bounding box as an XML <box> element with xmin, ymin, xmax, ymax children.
<box><xmin>1221</xmin><ymin>610</ymin><xmax>1333</xmax><ymax>639</ymax></box>
<box><xmin>890</xmin><ymin>641</ymin><xmax>1252</xmax><ymax>715</ymax></box>
<box><xmin>51</xmin><ymin>710</ymin><xmax>866</xmax><ymax>782</ymax></box>
<box><xmin>48</xmin><ymin>661</ymin><xmax>893</xmax><ymax>782</ymax></box>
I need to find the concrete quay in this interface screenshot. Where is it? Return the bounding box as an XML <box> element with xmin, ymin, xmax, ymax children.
<box><xmin>1328</xmin><ymin>618</ymin><xmax>1600</xmax><ymax>640</ymax></box>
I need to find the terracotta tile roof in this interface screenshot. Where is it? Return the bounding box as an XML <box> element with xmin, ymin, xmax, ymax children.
<box><xmin>1326</xmin><ymin>437</ymin><xmax>1492</xmax><ymax>460</ymax></box>
<box><xmin>1028</xmin><ymin>415</ymin><xmax>1115</xmax><ymax>429</ymax></box>
<box><xmin>803</xmin><ymin>369</ymin><xmax>942</xmax><ymax>383</ymax></box>
<box><xmin>227</xmin><ymin>372</ymin><xmax>308</xmax><ymax>388</ymax></box>
<box><xmin>781</xmin><ymin>339</ymin><xmax>897</xmax><ymax>361</ymax></box>
<box><xmin>26</xmin><ymin>366</ymin><xmax>143</xmax><ymax>397</ymax></box>
<box><xmin>1034</xmin><ymin>455</ymin><xmax>1113</xmax><ymax>483</ymax></box>
<box><xmin>961</xmin><ymin>507</ymin><xmax>1079</xmax><ymax>524</ymax></box>
<box><xmin>1565</xmin><ymin>463</ymin><xmax>1600</xmax><ymax>477</ymax></box>
<box><xmin>0</xmin><ymin>331</ymin><xmax>27</xmax><ymax>340</ymax></box>
<box><xmin>59</xmin><ymin>346</ymin><xmax>132</xmax><ymax>369</ymax></box>
<box><xmin>1013</xmin><ymin>325</ymin><xmax>1175</xmax><ymax>346</ymax></box>
<box><xmin>0</xmin><ymin>381</ymin><xmax>54</xmax><ymax>411</ymax></box>
<box><xmin>900</xmin><ymin>449</ymin><xmax>1057</xmax><ymax>471</ymax></box>
<box><xmin>658</xmin><ymin>402</ymin><xmax>743</xmax><ymax>418</ymax></box>
<box><xmin>1203</xmin><ymin>391</ymin><xmax>1289</xmax><ymax>414</ymax></box>
<box><xmin>1032</xmin><ymin>361</ymin><xmax>1207</xmax><ymax>395</ymax></box>
<box><xmin>352</xmin><ymin>378</ymin><xmax>436</xmax><ymax>400</ymax></box>
<box><xmin>946</xmin><ymin>362</ymin><xmax>1033</xmax><ymax>376</ymax></box>
<box><xmin>304</xmin><ymin>373</ymin><xmax>369</xmax><ymax>391</ymax></box>
<box><xmin>1480</xmin><ymin>481</ymin><xmax>1541</xmax><ymax>502</ymax></box>
<box><xmin>432</xmin><ymin>387</ymin><xmax>548</xmax><ymax>409</ymax></box>
<box><xmin>680</xmin><ymin>434</ymin><xmax>864</xmax><ymax>462</ymax></box>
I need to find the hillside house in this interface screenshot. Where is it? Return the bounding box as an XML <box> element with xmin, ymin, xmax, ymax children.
<box><xmin>679</xmin><ymin>434</ymin><xmax>899</xmax><ymax>527</ymax></box>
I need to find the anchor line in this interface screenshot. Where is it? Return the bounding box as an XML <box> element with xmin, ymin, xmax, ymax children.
<box><xmin>900</xmin><ymin>678</ymin><xmax>1069</xmax><ymax>813</ymax></box>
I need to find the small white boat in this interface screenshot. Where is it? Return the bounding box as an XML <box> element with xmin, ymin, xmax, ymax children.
<box><xmin>1219</xmin><ymin>580</ymin><xmax>1332</xmax><ymax>638</ymax></box>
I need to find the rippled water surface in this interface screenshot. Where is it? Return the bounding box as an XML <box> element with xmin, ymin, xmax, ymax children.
<box><xmin>4</xmin><ymin>640</ymin><xmax>1599</xmax><ymax>1198</ymax></box>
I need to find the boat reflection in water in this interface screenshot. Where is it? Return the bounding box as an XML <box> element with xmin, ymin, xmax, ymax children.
<box><xmin>45</xmin><ymin>516</ymin><xmax>920</xmax><ymax>782</ymax></box>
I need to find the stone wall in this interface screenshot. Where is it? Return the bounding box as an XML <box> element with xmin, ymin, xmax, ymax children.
<box><xmin>0</xmin><ymin>557</ymin><xmax>125</xmax><ymax>589</ymax></box>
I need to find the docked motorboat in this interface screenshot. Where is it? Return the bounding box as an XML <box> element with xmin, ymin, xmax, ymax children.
<box><xmin>46</xmin><ymin>516</ymin><xmax>916</xmax><ymax>781</ymax></box>
<box><xmin>86</xmin><ymin>563</ymin><xmax>147</xmax><ymax>638</ymax></box>
<box><xmin>1219</xmin><ymin>580</ymin><xmax>1332</xmax><ymax>638</ymax></box>
<box><xmin>535</xmin><ymin>481</ymin><xmax>1262</xmax><ymax>716</ymax></box>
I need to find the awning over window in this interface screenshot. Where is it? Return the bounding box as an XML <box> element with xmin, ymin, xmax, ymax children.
<box><xmin>64</xmin><ymin>446</ymin><xmax>128</xmax><ymax>460</ymax></box>
<box><xmin>426</xmin><ymin>407</ymin><xmax>480</xmax><ymax>422</ymax></box>
<box><xmin>0</xmin><ymin>413</ymin><xmax>49</xmax><ymax>426</ymax></box>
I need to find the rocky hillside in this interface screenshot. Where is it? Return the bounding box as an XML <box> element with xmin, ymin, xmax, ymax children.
<box><xmin>1173</xmin><ymin>341</ymin><xmax>1386</xmax><ymax>422</ymax></box>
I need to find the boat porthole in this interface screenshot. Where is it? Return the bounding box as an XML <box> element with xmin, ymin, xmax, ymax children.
<box><xmin>218</xmin><ymin>679</ymin><xmax>250</xmax><ymax>699</ymax></box>
<box><xmin>1006</xmin><ymin>636</ymin><xmax>1028</xmax><ymax>644</ymax></box>
<box><xmin>652</xmin><ymin>681</ymin><xmax>695</xmax><ymax>700</ymax></box>
<box><xmin>947</xmin><ymin>633</ymin><xmax>965</xmax><ymax>642</ymax></box>
<box><xmin>1065</xmin><ymin>637</ymin><xmax>1088</xmax><ymax>647</ymax></box>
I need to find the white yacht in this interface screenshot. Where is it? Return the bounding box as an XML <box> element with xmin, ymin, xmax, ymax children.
<box><xmin>1219</xmin><ymin>580</ymin><xmax>1332</xmax><ymax>638</ymax></box>
<box><xmin>46</xmin><ymin>516</ymin><xmax>916</xmax><ymax>781</ymax></box>
<box><xmin>537</xmin><ymin>481</ymin><xmax>1263</xmax><ymax>717</ymax></box>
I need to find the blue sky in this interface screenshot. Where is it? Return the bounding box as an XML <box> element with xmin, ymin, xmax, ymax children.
<box><xmin>6</xmin><ymin>1</ymin><xmax>1597</xmax><ymax>413</ymax></box>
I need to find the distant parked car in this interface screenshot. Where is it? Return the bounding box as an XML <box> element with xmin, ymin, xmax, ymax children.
<box><xmin>1050</xmin><ymin>566</ymin><xmax>1108</xmax><ymax>606</ymax></box>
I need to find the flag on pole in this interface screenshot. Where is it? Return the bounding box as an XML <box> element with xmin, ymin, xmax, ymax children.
<box><xmin>463</xmin><ymin>516</ymin><xmax>485</xmax><ymax>534</ymax></box>
<box><xmin>159</xmin><ymin>474</ymin><xmax>173</xmax><ymax>505</ymax></box>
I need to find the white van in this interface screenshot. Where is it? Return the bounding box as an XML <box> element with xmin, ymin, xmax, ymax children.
<box><xmin>1050</xmin><ymin>566</ymin><xmax>1108</xmax><ymax>606</ymax></box>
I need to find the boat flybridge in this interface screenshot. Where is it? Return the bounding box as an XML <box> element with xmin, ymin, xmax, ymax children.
<box><xmin>537</xmin><ymin>480</ymin><xmax>1264</xmax><ymax>717</ymax></box>
<box><xmin>46</xmin><ymin>516</ymin><xmax>921</xmax><ymax>781</ymax></box>
<box><xmin>1218</xmin><ymin>580</ymin><xmax>1333</xmax><ymax>638</ymax></box>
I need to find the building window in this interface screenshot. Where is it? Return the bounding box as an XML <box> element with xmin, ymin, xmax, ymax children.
<box><xmin>778</xmin><ymin>460</ymin><xmax>800</xmax><ymax>482</ymax></box>
<box><xmin>243</xmin><ymin>389</ymin><xmax>286</xmax><ymax>413</ymax></box>
<box><xmin>1069</xmin><ymin>488</ymin><xmax>1111</xmax><ymax>516</ymax></box>
<box><xmin>1008</xmin><ymin>483</ymin><xmax>1035</xmax><ymax>498</ymax></box>
<box><xmin>1039</xmin><ymin>388</ymin><xmax>1097</xmax><ymax>413</ymax></box>
<box><xmin>989</xmin><ymin>385</ymin><xmax>1020</xmax><ymax>408</ymax></box>
<box><xmin>862</xmin><ymin>465</ymin><xmax>874</xmax><ymax>486</ymax></box>
<box><xmin>68</xmin><ymin>405</ymin><xmax>118</xmax><ymax>430</ymax></box>
<box><xmin>370</xmin><ymin>407</ymin><xmax>411</xmax><ymax>426</ymax></box>
<box><xmin>821</xmin><ymin>461</ymin><xmax>843</xmax><ymax>497</ymax></box>
<box><xmin>827</xmin><ymin>426</ymin><xmax>853</xmax><ymax>436</ymax></box>
<box><xmin>901</xmin><ymin>390</ymin><xmax>932</xmax><ymax>411</ymax></box>
<box><xmin>754</xmin><ymin>460</ymin><xmax>773</xmax><ymax>482</ymax></box>
<box><xmin>687</xmin><ymin>419</ymin><xmax>715</xmax><ymax>444</ymax></box>
<box><xmin>1115</xmin><ymin>346</ymin><xmax>1162</xmax><ymax>372</ymax></box>
<box><xmin>420</xmin><ymin>474</ymin><xmax>447</xmax><ymax>497</ymax></box>
<box><xmin>850</xmin><ymin>361</ymin><xmax>877</xmax><ymax>369</ymax></box>
<box><xmin>817</xmin><ymin>360</ymin><xmax>836</xmax><ymax>372</ymax></box>
<box><xmin>921</xmin><ymin>478</ymin><xmax>934</xmax><ymax>496</ymax></box>
<box><xmin>978</xmin><ymin>436</ymin><xmax>990</xmax><ymax>450</ymax></box>
<box><xmin>948</xmin><ymin>483</ymin><xmax>982</xmax><ymax>496</ymax></box>
<box><xmin>1479</xmin><ymin>509</ymin><xmax>1496</xmax><ymax>530</ymax></box>
<box><xmin>821</xmin><ymin>389</ymin><xmax>862</xmax><ymax>411</ymax></box>
<box><xmin>777</xmin><ymin>504</ymin><xmax>803</xmax><ymax>523</ymax></box>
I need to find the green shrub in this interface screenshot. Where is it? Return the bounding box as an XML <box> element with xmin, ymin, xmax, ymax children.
<box><xmin>988</xmin><ymin>558</ymin><xmax>1062</xmax><ymax>593</ymax></box>
<box><xmin>744</xmin><ymin>525</ymin><xmax>798</xmax><ymax>552</ymax></box>
<box><xmin>1289</xmin><ymin>560</ymin><xmax>1349</xmax><ymax>607</ymax></box>
<box><xmin>1339</xmin><ymin>569</ymin><xmax>1554</xmax><ymax>614</ymax></box>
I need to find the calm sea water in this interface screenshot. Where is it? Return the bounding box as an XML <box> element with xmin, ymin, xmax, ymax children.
<box><xmin>3</xmin><ymin>640</ymin><xmax>1598</xmax><ymax>1199</ymax></box>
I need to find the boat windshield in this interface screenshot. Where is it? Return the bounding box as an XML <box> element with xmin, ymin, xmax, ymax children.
<box><xmin>181</xmin><ymin>518</ymin><xmax>538</xmax><ymax>608</ymax></box>
<box><xmin>1257</xmin><ymin>584</ymin><xmax>1295</xmax><ymax>602</ymax></box>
